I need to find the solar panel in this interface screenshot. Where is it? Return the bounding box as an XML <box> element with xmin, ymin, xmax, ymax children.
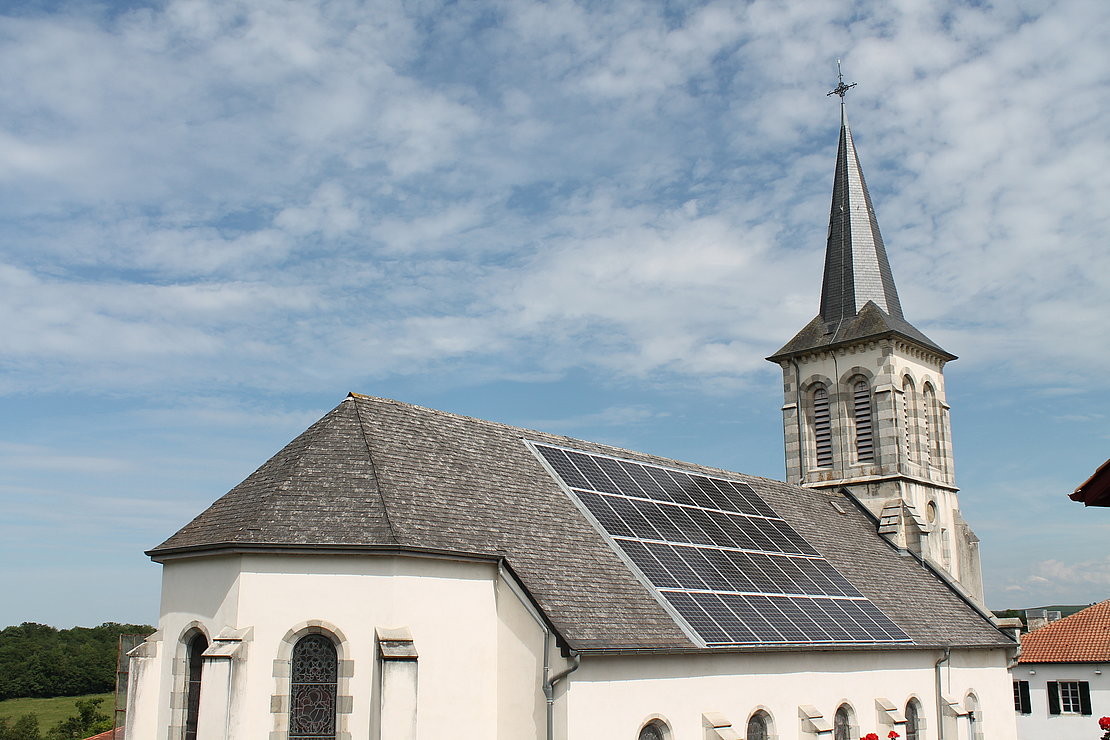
<box><xmin>531</xmin><ymin>442</ymin><xmax>911</xmax><ymax>647</ymax></box>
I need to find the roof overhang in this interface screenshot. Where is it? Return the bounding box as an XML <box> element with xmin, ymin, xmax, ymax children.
<box><xmin>1069</xmin><ymin>458</ymin><xmax>1110</xmax><ymax>507</ymax></box>
<box><xmin>766</xmin><ymin>327</ymin><xmax>957</xmax><ymax>365</ymax></box>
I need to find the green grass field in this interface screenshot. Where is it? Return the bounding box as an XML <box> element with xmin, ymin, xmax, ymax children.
<box><xmin>0</xmin><ymin>692</ymin><xmax>114</xmax><ymax>729</ymax></box>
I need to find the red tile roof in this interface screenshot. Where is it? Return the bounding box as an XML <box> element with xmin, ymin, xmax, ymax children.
<box><xmin>1020</xmin><ymin>599</ymin><xmax>1110</xmax><ymax>663</ymax></box>
<box><xmin>1070</xmin><ymin>459</ymin><xmax>1110</xmax><ymax>507</ymax></box>
<box><xmin>82</xmin><ymin>728</ymin><xmax>123</xmax><ymax>740</ymax></box>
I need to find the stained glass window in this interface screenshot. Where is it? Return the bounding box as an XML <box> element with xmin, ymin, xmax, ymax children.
<box><xmin>289</xmin><ymin>634</ymin><xmax>338</xmax><ymax>740</ymax></box>
<box><xmin>183</xmin><ymin>632</ymin><xmax>206</xmax><ymax>740</ymax></box>
<box><xmin>638</xmin><ymin>722</ymin><xmax>664</xmax><ymax>740</ymax></box>
<box><xmin>834</xmin><ymin>705</ymin><xmax>851</xmax><ymax>740</ymax></box>
<box><xmin>746</xmin><ymin>711</ymin><xmax>770</xmax><ymax>740</ymax></box>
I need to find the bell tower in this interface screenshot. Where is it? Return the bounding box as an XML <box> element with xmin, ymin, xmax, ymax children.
<box><xmin>767</xmin><ymin>71</ymin><xmax>984</xmax><ymax>603</ymax></box>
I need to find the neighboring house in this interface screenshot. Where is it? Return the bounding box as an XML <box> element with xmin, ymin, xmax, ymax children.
<box><xmin>1069</xmin><ymin>459</ymin><xmax>1110</xmax><ymax>507</ymax></box>
<box><xmin>82</xmin><ymin>728</ymin><xmax>124</xmax><ymax>740</ymax></box>
<box><xmin>125</xmin><ymin>89</ymin><xmax>1018</xmax><ymax>740</ymax></box>
<box><xmin>1014</xmin><ymin>599</ymin><xmax>1110</xmax><ymax>740</ymax></box>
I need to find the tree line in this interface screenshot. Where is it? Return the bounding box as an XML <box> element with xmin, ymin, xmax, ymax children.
<box><xmin>0</xmin><ymin>622</ymin><xmax>154</xmax><ymax>701</ymax></box>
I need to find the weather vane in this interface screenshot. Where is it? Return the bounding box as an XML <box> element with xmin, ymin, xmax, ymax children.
<box><xmin>827</xmin><ymin>59</ymin><xmax>856</xmax><ymax>99</ymax></box>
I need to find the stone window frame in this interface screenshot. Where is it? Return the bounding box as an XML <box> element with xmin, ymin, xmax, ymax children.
<box><xmin>964</xmin><ymin>691</ymin><xmax>984</xmax><ymax>739</ymax></box>
<box><xmin>270</xmin><ymin>620</ymin><xmax>354</xmax><ymax>740</ymax></box>
<box><xmin>904</xmin><ymin>696</ymin><xmax>926</xmax><ymax>740</ymax></box>
<box><xmin>745</xmin><ymin>707</ymin><xmax>778</xmax><ymax>740</ymax></box>
<box><xmin>833</xmin><ymin>701</ymin><xmax>857</xmax><ymax>740</ymax></box>
<box><xmin>168</xmin><ymin>622</ymin><xmax>211</xmax><ymax>740</ymax></box>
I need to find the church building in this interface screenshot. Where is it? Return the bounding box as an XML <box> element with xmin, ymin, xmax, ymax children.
<box><xmin>125</xmin><ymin>86</ymin><xmax>1017</xmax><ymax>740</ymax></box>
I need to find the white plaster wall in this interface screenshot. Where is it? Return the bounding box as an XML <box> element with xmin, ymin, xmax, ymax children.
<box><xmin>141</xmin><ymin>552</ymin><xmax>550</xmax><ymax>740</ymax></box>
<box><xmin>564</xmin><ymin>648</ymin><xmax>1017</xmax><ymax>740</ymax></box>
<box><xmin>1015</xmin><ymin>662</ymin><xmax>1110</xmax><ymax>740</ymax></box>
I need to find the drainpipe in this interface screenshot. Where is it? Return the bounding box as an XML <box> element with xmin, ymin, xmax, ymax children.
<box><xmin>497</xmin><ymin>561</ymin><xmax>580</xmax><ymax>740</ymax></box>
<box><xmin>934</xmin><ymin>648</ymin><xmax>950</xmax><ymax>740</ymax></box>
<box><xmin>544</xmin><ymin>650</ymin><xmax>581</xmax><ymax>740</ymax></box>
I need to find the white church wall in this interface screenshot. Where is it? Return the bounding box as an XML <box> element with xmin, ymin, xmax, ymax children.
<box><xmin>494</xmin><ymin>572</ymin><xmax>549</xmax><ymax>739</ymax></box>
<box><xmin>138</xmin><ymin>552</ymin><xmax>553</xmax><ymax>740</ymax></box>
<box><xmin>563</xmin><ymin>647</ymin><xmax>1017</xmax><ymax>740</ymax></box>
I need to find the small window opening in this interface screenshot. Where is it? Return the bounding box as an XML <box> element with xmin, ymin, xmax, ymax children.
<box><xmin>183</xmin><ymin>633</ymin><xmax>207</xmax><ymax>740</ymax></box>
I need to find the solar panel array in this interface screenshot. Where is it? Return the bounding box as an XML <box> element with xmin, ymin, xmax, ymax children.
<box><xmin>533</xmin><ymin>443</ymin><xmax>910</xmax><ymax>646</ymax></box>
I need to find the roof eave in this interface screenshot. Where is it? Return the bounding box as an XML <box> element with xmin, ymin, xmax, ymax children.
<box><xmin>766</xmin><ymin>328</ymin><xmax>958</xmax><ymax>364</ymax></box>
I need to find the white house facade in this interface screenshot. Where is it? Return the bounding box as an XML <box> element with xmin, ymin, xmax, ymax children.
<box><xmin>1013</xmin><ymin>599</ymin><xmax>1110</xmax><ymax>740</ymax></box>
<box><xmin>126</xmin><ymin>87</ymin><xmax>1019</xmax><ymax>740</ymax></box>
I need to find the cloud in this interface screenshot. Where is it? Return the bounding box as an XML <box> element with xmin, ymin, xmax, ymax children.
<box><xmin>0</xmin><ymin>0</ymin><xmax>1105</xmax><ymax>403</ymax></box>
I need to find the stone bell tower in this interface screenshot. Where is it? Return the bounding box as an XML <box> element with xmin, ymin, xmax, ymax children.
<box><xmin>767</xmin><ymin>74</ymin><xmax>984</xmax><ymax>603</ymax></box>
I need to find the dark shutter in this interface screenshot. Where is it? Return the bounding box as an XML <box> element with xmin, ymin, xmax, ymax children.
<box><xmin>1047</xmin><ymin>681</ymin><xmax>1060</xmax><ymax>715</ymax></box>
<box><xmin>1019</xmin><ymin>680</ymin><xmax>1032</xmax><ymax>714</ymax></box>
<box><xmin>1080</xmin><ymin>681</ymin><xmax>1092</xmax><ymax>715</ymax></box>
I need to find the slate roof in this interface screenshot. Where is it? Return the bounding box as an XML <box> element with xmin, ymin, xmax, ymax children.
<box><xmin>1020</xmin><ymin>600</ymin><xmax>1110</xmax><ymax>663</ymax></box>
<box><xmin>151</xmin><ymin>393</ymin><xmax>1009</xmax><ymax>653</ymax></box>
<box><xmin>769</xmin><ymin>103</ymin><xmax>953</xmax><ymax>362</ymax></box>
<box><xmin>768</xmin><ymin>301</ymin><xmax>955</xmax><ymax>362</ymax></box>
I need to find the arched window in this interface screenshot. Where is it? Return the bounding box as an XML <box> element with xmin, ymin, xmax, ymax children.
<box><xmin>638</xmin><ymin>720</ymin><xmax>667</xmax><ymax>740</ymax></box>
<box><xmin>183</xmin><ymin>632</ymin><xmax>207</xmax><ymax>740</ymax></box>
<box><xmin>852</xmin><ymin>379</ymin><xmax>874</xmax><ymax>463</ymax></box>
<box><xmin>906</xmin><ymin>698</ymin><xmax>922</xmax><ymax>740</ymax></box>
<box><xmin>966</xmin><ymin>693</ymin><xmax>983</xmax><ymax>740</ymax></box>
<box><xmin>834</xmin><ymin>704</ymin><xmax>853</xmax><ymax>740</ymax></box>
<box><xmin>902</xmin><ymin>377</ymin><xmax>917</xmax><ymax>463</ymax></box>
<box><xmin>812</xmin><ymin>386</ymin><xmax>833</xmax><ymax>468</ymax></box>
<box><xmin>289</xmin><ymin>634</ymin><xmax>338</xmax><ymax>740</ymax></box>
<box><xmin>746</xmin><ymin>711</ymin><xmax>771</xmax><ymax>740</ymax></box>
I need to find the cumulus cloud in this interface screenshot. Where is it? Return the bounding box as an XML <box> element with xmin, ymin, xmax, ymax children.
<box><xmin>0</xmin><ymin>0</ymin><xmax>1105</xmax><ymax>400</ymax></box>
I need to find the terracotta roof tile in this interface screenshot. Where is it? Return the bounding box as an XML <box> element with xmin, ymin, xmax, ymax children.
<box><xmin>1020</xmin><ymin>599</ymin><xmax>1110</xmax><ymax>663</ymax></box>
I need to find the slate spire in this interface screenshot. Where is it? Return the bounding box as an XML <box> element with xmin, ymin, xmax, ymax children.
<box><xmin>819</xmin><ymin>99</ymin><xmax>904</xmax><ymax>326</ymax></box>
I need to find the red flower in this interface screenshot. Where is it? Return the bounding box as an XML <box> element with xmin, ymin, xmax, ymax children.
<box><xmin>1100</xmin><ymin>716</ymin><xmax>1110</xmax><ymax>731</ymax></box>
<box><xmin>889</xmin><ymin>732</ymin><xmax>901</xmax><ymax>739</ymax></box>
<box><xmin>860</xmin><ymin>734</ymin><xmax>879</xmax><ymax>740</ymax></box>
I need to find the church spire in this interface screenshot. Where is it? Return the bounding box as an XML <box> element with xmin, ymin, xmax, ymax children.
<box><xmin>820</xmin><ymin>79</ymin><xmax>903</xmax><ymax>326</ymax></box>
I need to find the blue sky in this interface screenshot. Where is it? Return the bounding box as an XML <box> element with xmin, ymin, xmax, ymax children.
<box><xmin>1</xmin><ymin>0</ymin><xmax>1107</xmax><ymax>628</ymax></box>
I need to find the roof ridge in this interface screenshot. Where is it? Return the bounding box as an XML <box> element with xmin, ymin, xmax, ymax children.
<box><xmin>345</xmin><ymin>392</ymin><xmax>783</xmax><ymax>486</ymax></box>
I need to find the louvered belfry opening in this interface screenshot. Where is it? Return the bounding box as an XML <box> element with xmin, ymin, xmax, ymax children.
<box><xmin>813</xmin><ymin>387</ymin><xmax>833</xmax><ymax>468</ymax></box>
<box><xmin>853</xmin><ymin>380</ymin><xmax>874</xmax><ymax>463</ymax></box>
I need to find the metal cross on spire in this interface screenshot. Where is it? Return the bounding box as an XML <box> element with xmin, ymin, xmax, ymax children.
<box><xmin>827</xmin><ymin>59</ymin><xmax>856</xmax><ymax>99</ymax></box>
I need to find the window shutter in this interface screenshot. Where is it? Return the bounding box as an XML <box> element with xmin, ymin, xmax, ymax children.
<box><xmin>1019</xmin><ymin>680</ymin><xmax>1032</xmax><ymax>714</ymax></box>
<box><xmin>1080</xmin><ymin>681</ymin><xmax>1092</xmax><ymax>715</ymax></box>
<box><xmin>1047</xmin><ymin>682</ymin><xmax>1060</xmax><ymax>715</ymax></box>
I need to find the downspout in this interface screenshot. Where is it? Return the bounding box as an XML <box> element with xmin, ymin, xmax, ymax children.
<box><xmin>544</xmin><ymin>650</ymin><xmax>581</xmax><ymax>740</ymax></box>
<box><xmin>791</xmin><ymin>358</ymin><xmax>806</xmax><ymax>483</ymax></box>
<box><xmin>934</xmin><ymin>648</ymin><xmax>950</xmax><ymax>740</ymax></box>
<box><xmin>498</xmin><ymin>561</ymin><xmax>580</xmax><ymax>740</ymax></box>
